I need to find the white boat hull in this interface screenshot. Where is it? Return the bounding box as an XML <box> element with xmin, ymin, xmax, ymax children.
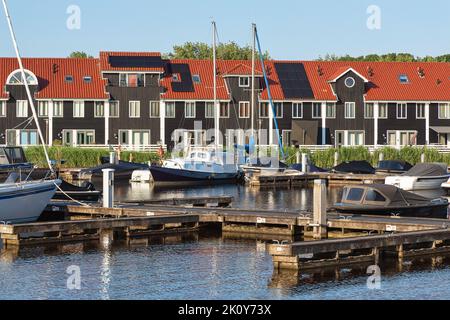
<box><xmin>385</xmin><ymin>175</ymin><xmax>450</xmax><ymax>191</ymax></box>
<box><xmin>0</xmin><ymin>180</ymin><xmax>60</xmax><ymax>224</ymax></box>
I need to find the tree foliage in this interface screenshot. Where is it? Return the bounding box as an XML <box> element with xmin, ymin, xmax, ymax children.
<box><xmin>317</xmin><ymin>53</ymin><xmax>450</xmax><ymax>62</ymax></box>
<box><xmin>68</xmin><ymin>51</ymin><xmax>94</xmax><ymax>59</ymax></box>
<box><xmin>164</xmin><ymin>42</ymin><xmax>270</xmax><ymax>60</ymax></box>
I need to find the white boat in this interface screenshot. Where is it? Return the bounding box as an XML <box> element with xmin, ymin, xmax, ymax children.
<box><xmin>0</xmin><ymin>179</ymin><xmax>61</xmax><ymax>224</ymax></box>
<box><xmin>385</xmin><ymin>163</ymin><xmax>450</xmax><ymax>191</ymax></box>
<box><xmin>441</xmin><ymin>178</ymin><xmax>450</xmax><ymax>191</ymax></box>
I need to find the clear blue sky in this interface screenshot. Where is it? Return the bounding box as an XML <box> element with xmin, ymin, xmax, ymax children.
<box><xmin>0</xmin><ymin>0</ymin><xmax>449</xmax><ymax>60</ymax></box>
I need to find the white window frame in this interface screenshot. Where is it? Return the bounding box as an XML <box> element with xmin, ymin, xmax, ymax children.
<box><xmin>205</xmin><ymin>102</ymin><xmax>214</xmax><ymax>119</ymax></box>
<box><xmin>53</xmin><ymin>101</ymin><xmax>64</xmax><ymax>118</ymax></box>
<box><xmin>292</xmin><ymin>102</ymin><xmax>303</xmax><ymax>119</ymax></box>
<box><xmin>416</xmin><ymin>103</ymin><xmax>426</xmax><ymax>119</ymax></box>
<box><xmin>0</xmin><ymin>101</ymin><xmax>6</xmax><ymax>117</ymax></box>
<box><xmin>259</xmin><ymin>102</ymin><xmax>269</xmax><ymax>118</ymax></box>
<box><xmin>312</xmin><ymin>102</ymin><xmax>321</xmax><ymax>119</ymax></box>
<box><xmin>109</xmin><ymin>101</ymin><xmax>120</xmax><ymax>118</ymax></box>
<box><xmin>335</xmin><ymin>130</ymin><xmax>365</xmax><ymax>146</ymax></box>
<box><xmin>378</xmin><ymin>103</ymin><xmax>388</xmax><ymax>119</ymax></box>
<box><xmin>220</xmin><ymin>102</ymin><xmax>229</xmax><ymax>118</ymax></box>
<box><xmin>387</xmin><ymin>130</ymin><xmax>418</xmax><ymax>147</ymax></box>
<box><xmin>149</xmin><ymin>101</ymin><xmax>160</xmax><ymax>118</ymax></box>
<box><xmin>326</xmin><ymin>102</ymin><xmax>335</xmax><ymax>119</ymax></box>
<box><xmin>344</xmin><ymin>102</ymin><xmax>355</xmax><ymax>119</ymax></box>
<box><xmin>396</xmin><ymin>103</ymin><xmax>407</xmax><ymax>119</ymax></box>
<box><xmin>73</xmin><ymin>101</ymin><xmax>85</xmax><ymax>118</ymax></box>
<box><xmin>239</xmin><ymin>101</ymin><xmax>250</xmax><ymax>118</ymax></box>
<box><xmin>165</xmin><ymin>102</ymin><xmax>176</xmax><ymax>118</ymax></box>
<box><xmin>364</xmin><ymin>103</ymin><xmax>374</xmax><ymax>119</ymax></box>
<box><xmin>239</xmin><ymin>76</ymin><xmax>250</xmax><ymax>88</ymax></box>
<box><xmin>16</xmin><ymin>100</ymin><xmax>28</xmax><ymax>118</ymax></box>
<box><xmin>184</xmin><ymin>101</ymin><xmax>196</xmax><ymax>118</ymax></box>
<box><xmin>94</xmin><ymin>101</ymin><xmax>105</xmax><ymax>118</ymax></box>
<box><xmin>37</xmin><ymin>101</ymin><xmax>49</xmax><ymax>117</ymax></box>
<box><xmin>438</xmin><ymin>103</ymin><xmax>450</xmax><ymax>119</ymax></box>
<box><xmin>274</xmin><ymin>102</ymin><xmax>283</xmax><ymax>119</ymax></box>
<box><xmin>129</xmin><ymin>101</ymin><xmax>141</xmax><ymax>118</ymax></box>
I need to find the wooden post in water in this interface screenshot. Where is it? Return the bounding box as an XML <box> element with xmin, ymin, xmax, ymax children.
<box><xmin>334</xmin><ymin>151</ymin><xmax>339</xmax><ymax>167</ymax></box>
<box><xmin>313</xmin><ymin>179</ymin><xmax>327</xmax><ymax>239</ymax></box>
<box><xmin>301</xmin><ymin>153</ymin><xmax>308</xmax><ymax>173</ymax></box>
<box><xmin>102</xmin><ymin>168</ymin><xmax>115</xmax><ymax>208</ymax></box>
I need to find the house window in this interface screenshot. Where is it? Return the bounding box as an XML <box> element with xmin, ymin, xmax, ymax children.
<box><xmin>335</xmin><ymin>130</ymin><xmax>364</xmax><ymax>146</ymax></box>
<box><xmin>94</xmin><ymin>102</ymin><xmax>104</xmax><ymax>118</ymax></box>
<box><xmin>387</xmin><ymin>130</ymin><xmax>417</xmax><ymax>146</ymax></box>
<box><xmin>399</xmin><ymin>74</ymin><xmax>409</xmax><ymax>84</ymax></box>
<box><xmin>165</xmin><ymin>102</ymin><xmax>175</xmax><ymax>118</ymax></box>
<box><xmin>220</xmin><ymin>102</ymin><xmax>229</xmax><ymax>118</ymax></box>
<box><xmin>7</xmin><ymin>70</ymin><xmax>38</xmax><ymax>85</ymax></box>
<box><xmin>185</xmin><ymin>102</ymin><xmax>196</xmax><ymax>118</ymax></box>
<box><xmin>53</xmin><ymin>101</ymin><xmax>63</xmax><ymax>117</ymax></box>
<box><xmin>149</xmin><ymin>101</ymin><xmax>160</xmax><ymax>118</ymax></box>
<box><xmin>344</xmin><ymin>102</ymin><xmax>355</xmax><ymax>119</ymax></box>
<box><xmin>239</xmin><ymin>77</ymin><xmax>250</xmax><ymax>88</ymax></box>
<box><xmin>65</xmin><ymin>75</ymin><xmax>73</xmax><ymax>83</ymax></box>
<box><xmin>274</xmin><ymin>103</ymin><xmax>283</xmax><ymax>118</ymax></box>
<box><xmin>129</xmin><ymin>101</ymin><xmax>140</xmax><ymax>118</ymax></box>
<box><xmin>119</xmin><ymin>74</ymin><xmax>127</xmax><ymax>87</ymax></box>
<box><xmin>379</xmin><ymin>103</ymin><xmax>388</xmax><ymax>119</ymax></box>
<box><xmin>73</xmin><ymin>101</ymin><xmax>85</xmax><ymax>118</ymax></box>
<box><xmin>282</xmin><ymin>130</ymin><xmax>292</xmax><ymax>146</ymax></box>
<box><xmin>292</xmin><ymin>102</ymin><xmax>303</xmax><ymax>119</ymax></box>
<box><xmin>118</xmin><ymin>130</ymin><xmax>150</xmax><ymax>146</ymax></box>
<box><xmin>6</xmin><ymin>129</ymin><xmax>38</xmax><ymax>146</ymax></box>
<box><xmin>239</xmin><ymin>102</ymin><xmax>250</xmax><ymax>118</ymax></box>
<box><xmin>326</xmin><ymin>103</ymin><xmax>335</xmax><ymax>118</ymax></box>
<box><xmin>260</xmin><ymin>102</ymin><xmax>269</xmax><ymax>118</ymax></box>
<box><xmin>364</xmin><ymin>103</ymin><xmax>374</xmax><ymax>119</ymax></box>
<box><xmin>172</xmin><ymin>74</ymin><xmax>180</xmax><ymax>82</ymax></box>
<box><xmin>312</xmin><ymin>102</ymin><xmax>322</xmax><ymax>118</ymax></box>
<box><xmin>192</xmin><ymin>75</ymin><xmax>201</xmax><ymax>83</ymax></box>
<box><xmin>83</xmin><ymin>76</ymin><xmax>92</xmax><ymax>83</ymax></box>
<box><xmin>119</xmin><ymin>73</ymin><xmax>144</xmax><ymax>87</ymax></box>
<box><xmin>38</xmin><ymin>101</ymin><xmax>49</xmax><ymax>117</ymax></box>
<box><xmin>109</xmin><ymin>101</ymin><xmax>119</xmax><ymax>118</ymax></box>
<box><xmin>438</xmin><ymin>103</ymin><xmax>450</xmax><ymax>119</ymax></box>
<box><xmin>344</xmin><ymin>77</ymin><xmax>355</xmax><ymax>88</ymax></box>
<box><xmin>416</xmin><ymin>103</ymin><xmax>426</xmax><ymax>119</ymax></box>
<box><xmin>16</xmin><ymin>100</ymin><xmax>28</xmax><ymax>118</ymax></box>
<box><xmin>397</xmin><ymin>103</ymin><xmax>407</xmax><ymax>119</ymax></box>
<box><xmin>205</xmin><ymin>102</ymin><xmax>214</xmax><ymax>118</ymax></box>
<box><xmin>0</xmin><ymin>101</ymin><xmax>6</xmax><ymax>117</ymax></box>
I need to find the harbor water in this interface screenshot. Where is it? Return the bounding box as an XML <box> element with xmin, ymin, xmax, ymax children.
<box><xmin>1</xmin><ymin>183</ymin><xmax>450</xmax><ymax>300</ymax></box>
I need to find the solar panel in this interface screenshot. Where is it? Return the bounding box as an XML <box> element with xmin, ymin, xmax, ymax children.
<box><xmin>274</xmin><ymin>63</ymin><xmax>314</xmax><ymax>99</ymax></box>
<box><xmin>169</xmin><ymin>63</ymin><xmax>194</xmax><ymax>92</ymax></box>
<box><xmin>108</xmin><ymin>56</ymin><xmax>164</xmax><ymax>68</ymax></box>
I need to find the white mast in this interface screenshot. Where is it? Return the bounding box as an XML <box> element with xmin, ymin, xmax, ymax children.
<box><xmin>251</xmin><ymin>23</ymin><xmax>256</xmax><ymax>136</ymax></box>
<box><xmin>212</xmin><ymin>21</ymin><xmax>219</xmax><ymax>150</ymax></box>
<box><xmin>1</xmin><ymin>0</ymin><xmax>53</xmax><ymax>173</ymax></box>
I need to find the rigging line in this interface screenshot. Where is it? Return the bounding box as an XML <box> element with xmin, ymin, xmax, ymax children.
<box><xmin>1</xmin><ymin>0</ymin><xmax>53</xmax><ymax>174</ymax></box>
<box><xmin>11</xmin><ymin>116</ymin><xmax>33</xmax><ymax>130</ymax></box>
<box><xmin>254</xmin><ymin>27</ymin><xmax>285</xmax><ymax>160</ymax></box>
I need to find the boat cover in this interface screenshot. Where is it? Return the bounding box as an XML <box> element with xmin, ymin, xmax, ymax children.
<box><xmin>80</xmin><ymin>161</ymin><xmax>148</xmax><ymax>175</ymax></box>
<box><xmin>377</xmin><ymin>160</ymin><xmax>412</xmax><ymax>172</ymax></box>
<box><xmin>401</xmin><ymin>163</ymin><xmax>448</xmax><ymax>177</ymax></box>
<box><xmin>332</xmin><ymin>161</ymin><xmax>375</xmax><ymax>174</ymax></box>
<box><xmin>288</xmin><ymin>163</ymin><xmax>329</xmax><ymax>172</ymax></box>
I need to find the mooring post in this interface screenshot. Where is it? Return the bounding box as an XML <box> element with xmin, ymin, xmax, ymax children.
<box><xmin>102</xmin><ymin>168</ymin><xmax>115</xmax><ymax>208</ymax></box>
<box><xmin>313</xmin><ymin>179</ymin><xmax>327</xmax><ymax>239</ymax></box>
<box><xmin>421</xmin><ymin>153</ymin><xmax>425</xmax><ymax>163</ymax></box>
<box><xmin>379</xmin><ymin>152</ymin><xmax>384</xmax><ymax>162</ymax></box>
<box><xmin>301</xmin><ymin>153</ymin><xmax>308</xmax><ymax>173</ymax></box>
<box><xmin>334</xmin><ymin>151</ymin><xmax>339</xmax><ymax>167</ymax></box>
<box><xmin>296</xmin><ymin>151</ymin><xmax>301</xmax><ymax>164</ymax></box>
<box><xmin>109</xmin><ymin>151</ymin><xmax>116</xmax><ymax>164</ymax></box>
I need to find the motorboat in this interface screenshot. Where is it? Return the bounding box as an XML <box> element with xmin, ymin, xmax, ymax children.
<box><xmin>0</xmin><ymin>177</ymin><xmax>61</xmax><ymax>224</ymax></box>
<box><xmin>385</xmin><ymin>163</ymin><xmax>450</xmax><ymax>191</ymax></box>
<box><xmin>53</xmin><ymin>180</ymin><xmax>101</xmax><ymax>202</ymax></box>
<box><xmin>79</xmin><ymin>159</ymin><xmax>148</xmax><ymax>180</ymax></box>
<box><xmin>332</xmin><ymin>184</ymin><xmax>448</xmax><ymax>218</ymax></box>
<box><xmin>376</xmin><ymin>160</ymin><xmax>413</xmax><ymax>174</ymax></box>
<box><xmin>332</xmin><ymin>161</ymin><xmax>376</xmax><ymax>174</ymax></box>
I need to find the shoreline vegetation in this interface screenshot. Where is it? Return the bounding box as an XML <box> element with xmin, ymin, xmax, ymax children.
<box><xmin>24</xmin><ymin>146</ymin><xmax>450</xmax><ymax>169</ymax></box>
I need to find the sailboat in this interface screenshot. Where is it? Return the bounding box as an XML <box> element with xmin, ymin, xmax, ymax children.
<box><xmin>0</xmin><ymin>0</ymin><xmax>61</xmax><ymax>223</ymax></box>
<box><xmin>149</xmin><ymin>22</ymin><xmax>244</xmax><ymax>186</ymax></box>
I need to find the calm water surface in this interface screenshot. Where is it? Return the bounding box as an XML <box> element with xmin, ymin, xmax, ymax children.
<box><xmin>1</xmin><ymin>182</ymin><xmax>450</xmax><ymax>300</ymax></box>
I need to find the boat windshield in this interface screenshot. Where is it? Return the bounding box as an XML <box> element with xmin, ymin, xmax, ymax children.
<box><xmin>365</xmin><ymin>189</ymin><xmax>386</xmax><ymax>202</ymax></box>
<box><xmin>344</xmin><ymin>188</ymin><xmax>365</xmax><ymax>202</ymax></box>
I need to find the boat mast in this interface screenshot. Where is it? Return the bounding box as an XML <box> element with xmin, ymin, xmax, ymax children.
<box><xmin>212</xmin><ymin>21</ymin><xmax>219</xmax><ymax>151</ymax></box>
<box><xmin>251</xmin><ymin>23</ymin><xmax>256</xmax><ymax>137</ymax></box>
<box><xmin>1</xmin><ymin>0</ymin><xmax>54</xmax><ymax>173</ymax></box>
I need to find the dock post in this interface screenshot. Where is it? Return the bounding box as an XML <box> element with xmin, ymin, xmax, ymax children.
<box><xmin>301</xmin><ymin>153</ymin><xmax>308</xmax><ymax>173</ymax></box>
<box><xmin>109</xmin><ymin>151</ymin><xmax>116</xmax><ymax>164</ymax></box>
<box><xmin>313</xmin><ymin>179</ymin><xmax>327</xmax><ymax>239</ymax></box>
<box><xmin>296</xmin><ymin>151</ymin><xmax>301</xmax><ymax>164</ymax></box>
<box><xmin>334</xmin><ymin>152</ymin><xmax>339</xmax><ymax>167</ymax></box>
<box><xmin>102</xmin><ymin>168</ymin><xmax>115</xmax><ymax>208</ymax></box>
<box><xmin>421</xmin><ymin>153</ymin><xmax>425</xmax><ymax>163</ymax></box>
<box><xmin>379</xmin><ymin>152</ymin><xmax>384</xmax><ymax>162</ymax></box>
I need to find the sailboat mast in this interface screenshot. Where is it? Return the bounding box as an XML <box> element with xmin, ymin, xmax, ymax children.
<box><xmin>212</xmin><ymin>21</ymin><xmax>219</xmax><ymax>150</ymax></box>
<box><xmin>251</xmin><ymin>23</ymin><xmax>256</xmax><ymax>136</ymax></box>
<box><xmin>1</xmin><ymin>0</ymin><xmax>54</xmax><ymax>173</ymax></box>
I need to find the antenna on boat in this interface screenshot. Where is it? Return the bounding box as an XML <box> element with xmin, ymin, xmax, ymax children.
<box><xmin>1</xmin><ymin>0</ymin><xmax>54</xmax><ymax>174</ymax></box>
<box><xmin>212</xmin><ymin>20</ymin><xmax>219</xmax><ymax>151</ymax></box>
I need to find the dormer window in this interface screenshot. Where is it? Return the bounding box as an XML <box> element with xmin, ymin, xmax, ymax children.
<box><xmin>399</xmin><ymin>74</ymin><xmax>409</xmax><ymax>83</ymax></box>
<box><xmin>239</xmin><ymin>76</ymin><xmax>250</xmax><ymax>88</ymax></box>
<box><xmin>65</xmin><ymin>75</ymin><xmax>74</xmax><ymax>83</ymax></box>
<box><xmin>83</xmin><ymin>76</ymin><xmax>92</xmax><ymax>83</ymax></box>
<box><xmin>172</xmin><ymin>73</ymin><xmax>181</xmax><ymax>82</ymax></box>
<box><xmin>192</xmin><ymin>74</ymin><xmax>201</xmax><ymax>84</ymax></box>
<box><xmin>344</xmin><ymin>77</ymin><xmax>355</xmax><ymax>88</ymax></box>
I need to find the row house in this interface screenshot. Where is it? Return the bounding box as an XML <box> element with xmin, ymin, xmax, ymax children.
<box><xmin>0</xmin><ymin>52</ymin><xmax>449</xmax><ymax>149</ymax></box>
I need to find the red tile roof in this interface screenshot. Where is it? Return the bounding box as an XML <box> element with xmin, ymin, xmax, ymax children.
<box><xmin>100</xmin><ymin>51</ymin><xmax>165</xmax><ymax>73</ymax></box>
<box><xmin>302</xmin><ymin>61</ymin><xmax>450</xmax><ymax>101</ymax></box>
<box><xmin>221</xmin><ymin>61</ymin><xmax>263</xmax><ymax>76</ymax></box>
<box><xmin>0</xmin><ymin>58</ymin><xmax>109</xmax><ymax>100</ymax></box>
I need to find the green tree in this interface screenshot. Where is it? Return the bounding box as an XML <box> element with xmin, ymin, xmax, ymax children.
<box><xmin>165</xmin><ymin>42</ymin><xmax>270</xmax><ymax>60</ymax></box>
<box><xmin>68</xmin><ymin>51</ymin><xmax>94</xmax><ymax>59</ymax></box>
<box><xmin>316</xmin><ymin>53</ymin><xmax>449</xmax><ymax>62</ymax></box>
